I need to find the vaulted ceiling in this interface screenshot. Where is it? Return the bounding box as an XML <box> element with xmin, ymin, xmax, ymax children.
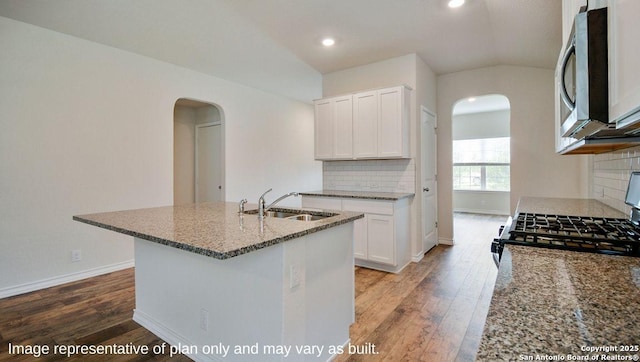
<box><xmin>224</xmin><ymin>0</ymin><xmax>562</xmax><ymax>75</ymax></box>
<box><xmin>0</xmin><ymin>0</ymin><xmax>562</xmax><ymax>102</ymax></box>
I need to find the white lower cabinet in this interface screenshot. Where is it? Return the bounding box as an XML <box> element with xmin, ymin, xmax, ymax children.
<box><xmin>302</xmin><ymin>195</ymin><xmax>410</xmax><ymax>273</ymax></box>
<box><xmin>366</xmin><ymin>214</ymin><xmax>395</xmax><ymax>265</ymax></box>
<box><xmin>352</xmin><ymin>215</ymin><xmax>368</xmax><ymax>260</ymax></box>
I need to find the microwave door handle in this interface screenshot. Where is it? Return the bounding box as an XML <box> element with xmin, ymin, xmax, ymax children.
<box><xmin>560</xmin><ymin>41</ymin><xmax>576</xmax><ymax>111</ymax></box>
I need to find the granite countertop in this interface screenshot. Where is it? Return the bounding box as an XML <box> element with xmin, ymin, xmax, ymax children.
<box><xmin>516</xmin><ymin>197</ymin><xmax>627</xmax><ymax>218</ymax></box>
<box><xmin>73</xmin><ymin>202</ymin><xmax>363</xmax><ymax>260</ymax></box>
<box><xmin>477</xmin><ymin>245</ymin><xmax>640</xmax><ymax>361</ymax></box>
<box><xmin>299</xmin><ymin>190</ymin><xmax>415</xmax><ymax>201</ymax></box>
<box><xmin>478</xmin><ymin>197</ymin><xmax>640</xmax><ymax>361</ymax></box>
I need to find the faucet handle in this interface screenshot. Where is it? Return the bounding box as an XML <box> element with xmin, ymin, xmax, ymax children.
<box><xmin>238</xmin><ymin>198</ymin><xmax>247</xmax><ymax>214</ymax></box>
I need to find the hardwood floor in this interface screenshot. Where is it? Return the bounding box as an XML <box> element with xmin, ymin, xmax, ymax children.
<box><xmin>0</xmin><ymin>267</ymin><xmax>189</xmax><ymax>362</ymax></box>
<box><xmin>0</xmin><ymin>213</ymin><xmax>507</xmax><ymax>361</ymax></box>
<box><xmin>336</xmin><ymin>212</ymin><xmax>506</xmax><ymax>362</ymax></box>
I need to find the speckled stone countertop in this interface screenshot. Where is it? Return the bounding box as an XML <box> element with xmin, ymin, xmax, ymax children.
<box><xmin>299</xmin><ymin>190</ymin><xmax>415</xmax><ymax>201</ymax></box>
<box><xmin>477</xmin><ymin>245</ymin><xmax>640</xmax><ymax>361</ymax></box>
<box><xmin>73</xmin><ymin>202</ymin><xmax>363</xmax><ymax>260</ymax></box>
<box><xmin>516</xmin><ymin>197</ymin><xmax>627</xmax><ymax>218</ymax></box>
<box><xmin>477</xmin><ymin>197</ymin><xmax>640</xmax><ymax>361</ymax></box>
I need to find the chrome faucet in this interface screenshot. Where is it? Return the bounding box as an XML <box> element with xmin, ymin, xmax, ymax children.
<box><xmin>238</xmin><ymin>198</ymin><xmax>247</xmax><ymax>214</ymax></box>
<box><xmin>258</xmin><ymin>188</ymin><xmax>299</xmax><ymax>219</ymax></box>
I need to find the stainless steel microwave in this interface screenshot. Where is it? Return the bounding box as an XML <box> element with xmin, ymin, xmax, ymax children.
<box><xmin>558</xmin><ymin>6</ymin><xmax>609</xmax><ymax>139</ymax></box>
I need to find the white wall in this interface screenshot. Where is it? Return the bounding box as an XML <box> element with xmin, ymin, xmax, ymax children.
<box><xmin>437</xmin><ymin>65</ymin><xmax>590</xmax><ymax>244</ymax></box>
<box><xmin>0</xmin><ymin>16</ymin><xmax>322</xmax><ymax>296</ymax></box>
<box><xmin>322</xmin><ymin>53</ymin><xmax>438</xmax><ymax>260</ymax></box>
<box><xmin>453</xmin><ymin>109</ymin><xmax>510</xmax><ymax>140</ymax></box>
<box><xmin>173</xmin><ymin>106</ymin><xmax>198</xmax><ymax>205</ymax></box>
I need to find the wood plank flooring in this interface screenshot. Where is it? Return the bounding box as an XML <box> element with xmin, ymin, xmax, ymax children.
<box><xmin>0</xmin><ymin>212</ymin><xmax>507</xmax><ymax>361</ymax></box>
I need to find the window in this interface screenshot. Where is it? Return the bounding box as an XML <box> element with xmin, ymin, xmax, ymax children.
<box><xmin>453</xmin><ymin>137</ymin><xmax>510</xmax><ymax>191</ymax></box>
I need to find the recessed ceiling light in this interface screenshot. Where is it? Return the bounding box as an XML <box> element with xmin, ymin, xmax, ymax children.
<box><xmin>448</xmin><ymin>0</ymin><xmax>465</xmax><ymax>8</ymax></box>
<box><xmin>322</xmin><ymin>38</ymin><xmax>335</xmax><ymax>47</ymax></box>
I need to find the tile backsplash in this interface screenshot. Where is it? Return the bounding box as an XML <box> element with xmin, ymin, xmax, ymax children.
<box><xmin>591</xmin><ymin>145</ymin><xmax>640</xmax><ymax>214</ymax></box>
<box><xmin>323</xmin><ymin>159</ymin><xmax>415</xmax><ymax>193</ymax></box>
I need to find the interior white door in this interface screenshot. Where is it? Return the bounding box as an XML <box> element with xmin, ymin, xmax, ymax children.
<box><xmin>421</xmin><ymin>107</ymin><xmax>437</xmax><ymax>253</ymax></box>
<box><xmin>196</xmin><ymin>123</ymin><xmax>222</xmax><ymax>202</ymax></box>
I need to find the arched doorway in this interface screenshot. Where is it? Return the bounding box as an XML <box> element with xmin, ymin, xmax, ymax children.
<box><xmin>173</xmin><ymin>98</ymin><xmax>225</xmax><ymax>204</ymax></box>
<box><xmin>451</xmin><ymin>94</ymin><xmax>510</xmax><ymax>215</ymax></box>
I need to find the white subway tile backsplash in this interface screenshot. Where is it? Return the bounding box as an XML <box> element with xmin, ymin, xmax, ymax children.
<box><xmin>591</xmin><ymin>145</ymin><xmax>640</xmax><ymax>214</ymax></box>
<box><xmin>323</xmin><ymin>159</ymin><xmax>416</xmax><ymax>193</ymax></box>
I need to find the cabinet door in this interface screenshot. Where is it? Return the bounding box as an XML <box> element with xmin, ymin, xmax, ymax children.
<box><xmin>378</xmin><ymin>87</ymin><xmax>407</xmax><ymax>158</ymax></box>
<box><xmin>314</xmin><ymin>99</ymin><xmax>334</xmax><ymax>160</ymax></box>
<box><xmin>609</xmin><ymin>0</ymin><xmax>640</xmax><ymax>125</ymax></box>
<box><xmin>366</xmin><ymin>214</ymin><xmax>395</xmax><ymax>265</ymax></box>
<box><xmin>334</xmin><ymin>96</ymin><xmax>353</xmax><ymax>159</ymax></box>
<box><xmin>352</xmin><ymin>215</ymin><xmax>368</xmax><ymax>260</ymax></box>
<box><xmin>353</xmin><ymin>91</ymin><xmax>378</xmax><ymax>158</ymax></box>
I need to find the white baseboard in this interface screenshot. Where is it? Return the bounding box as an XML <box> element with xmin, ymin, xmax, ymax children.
<box><xmin>134</xmin><ymin>310</ymin><xmax>351</xmax><ymax>362</ymax></box>
<box><xmin>327</xmin><ymin>338</ymin><xmax>351</xmax><ymax>362</ymax></box>
<box><xmin>438</xmin><ymin>237</ymin><xmax>454</xmax><ymax>246</ymax></box>
<box><xmin>0</xmin><ymin>260</ymin><xmax>134</xmax><ymax>299</ymax></box>
<box><xmin>454</xmin><ymin>208</ymin><xmax>509</xmax><ymax>216</ymax></box>
<box><xmin>133</xmin><ymin>309</ymin><xmax>218</xmax><ymax>362</ymax></box>
<box><xmin>355</xmin><ymin>259</ymin><xmax>410</xmax><ymax>274</ymax></box>
<box><xmin>411</xmin><ymin>252</ymin><xmax>424</xmax><ymax>263</ymax></box>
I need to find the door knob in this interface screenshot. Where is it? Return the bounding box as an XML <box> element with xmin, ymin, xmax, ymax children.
<box><xmin>423</xmin><ymin>187</ymin><xmax>429</xmax><ymax>192</ymax></box>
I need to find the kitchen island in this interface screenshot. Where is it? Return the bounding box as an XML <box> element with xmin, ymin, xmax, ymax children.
<box><xmin>477</xmin><ymin>197</ymin><xmax>640</xmax><ymax>361</ymax></box>
<box><xmin>74</xmin><ymin>202</ymin><xmax>363</xmax><ymax>361</ymax></box>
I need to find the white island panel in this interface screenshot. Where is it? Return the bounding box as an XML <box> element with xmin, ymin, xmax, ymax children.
<box><xmin>133</xmin><ymin>223</ymin><xmax>354</xmax><ymax>362</ymax></box>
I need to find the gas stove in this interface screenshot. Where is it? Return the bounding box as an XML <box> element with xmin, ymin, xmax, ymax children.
<box><xmin>497</xmin><ymin>213</ymin><xmax>640</xmax><ymax>257</ymax></box>
<box><xmin>492</xmin><ymin>213</ymin><xmax>640</xmax><ymax>259</ymax></box>
<box><xmin>492</xmin><ymin>172</ymin><xmax>640</xmax><ymax>264</ymax></box>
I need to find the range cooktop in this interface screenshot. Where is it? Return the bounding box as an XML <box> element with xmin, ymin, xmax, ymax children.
<box><xmin>501</xmin><ymin>212</ymin><xmax>640</xmax><ymax>256</ymax></box>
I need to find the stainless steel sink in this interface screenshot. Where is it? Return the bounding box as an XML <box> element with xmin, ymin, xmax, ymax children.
<box><xmin>243</xmin><ymin>208</ymin><xmax>336</xmax><ymax>221</ymax></box>
<box><xmin>286</xmin><ymin>214</ymin><xmax>322</xmax><ymax>221</ymax></box>
<box><xmin>264</xmin><ymin>210</ymin><xmax>299</xmax><ymax>218</ymax></box>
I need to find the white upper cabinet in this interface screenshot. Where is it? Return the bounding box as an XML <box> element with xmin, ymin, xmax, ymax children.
<box><xmin>314</xmin><ymin>95</ymin><xmax>353</xmax><ymax>160</ymax></box>
<box><xmin>334</xmin><ymin>96</ymin><xmax>354</xmax><ymax>158</ymax></box>
<box><xmin>562</xmin><ymin>0</ymin><xmax>585</xmax><ymax>44</ymax></box>
<box><xmin>609</xmin><ymin>0</ymin><xmax>640</xmax><ymax>128</ymax></box>
<box><xmin>353</xmin><ymin>90</ymin><xmax>379</xmax><ymax>158</ymax></box>
<box><xmin>315</xmin><ymin>85</ymin><xmax>410</xmax><ymax>160</ymax></box>
<box><xmin>377</xmin><ymin>87</ymin><xmax>410</xmax><ymax>158</ymax></box>
<box><xmin>314</xmin><ymin>98</ymin><xmax>334</xmax><ymax>160</ymax></box>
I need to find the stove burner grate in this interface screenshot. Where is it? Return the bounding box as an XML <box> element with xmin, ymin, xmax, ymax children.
<box><xmin>503</xmin><ymin>213</ymin><xmax>640</xmax><ymax>257</ymax></box>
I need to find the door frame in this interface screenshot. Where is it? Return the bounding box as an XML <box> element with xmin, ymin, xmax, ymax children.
<box><xmin>420</xmin><ymin>106</ymin><xmax>438</xmax><ymax>256</ymax></box>
<box><xmin>195</xmin><ymin>121</ymin><xmax>223</xmax><ymax>203</ymax></box>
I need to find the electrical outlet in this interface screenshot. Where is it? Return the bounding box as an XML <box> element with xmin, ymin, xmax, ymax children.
<box><xmin>71</xmin><ymin>249</ymin><xmax>82</xmax><ymax>262</ymax></box>
<box><xmin>200</xmin><ymin>309</ymin><xmax>209</xmax><ymax>331</ymax></box>
<box><xmin>290</xmin><ymin>264</ymin><xmax>301</xmax><ymax>289</ymax></box>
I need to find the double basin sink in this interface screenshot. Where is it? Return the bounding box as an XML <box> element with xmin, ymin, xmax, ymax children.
<box><xmin>243</xmin><ymin>208</ymin><xmax>336</xmax><ymax>222</ymax></box>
